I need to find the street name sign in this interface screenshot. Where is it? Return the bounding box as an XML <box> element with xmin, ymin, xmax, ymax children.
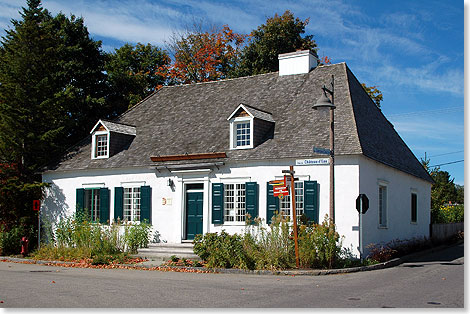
<box><xmin>313</xmin><ymin>147</ymin><xmax>331</xmax><ymax>155</ymax></box>
<box><xmin>296</xmin><ymin>158</ymin><xmax>329</xmax><ymax>166</ymax></box>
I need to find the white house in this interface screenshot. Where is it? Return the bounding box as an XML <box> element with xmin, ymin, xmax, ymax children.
<box><xmin>41</xmin><ymin>50</ymin><xmax>432</xmax><ymax>257</ymax></box>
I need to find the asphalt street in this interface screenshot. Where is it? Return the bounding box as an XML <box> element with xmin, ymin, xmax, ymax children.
<box><xmin>0</xmin><ymin>242</ymin><xmax>464</xmax><ymax>308</ymax></box>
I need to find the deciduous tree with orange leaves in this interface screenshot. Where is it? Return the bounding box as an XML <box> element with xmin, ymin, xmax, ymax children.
<box><xmin>161</xmin><ymin>25</ymin><xmax>246</xmax><ymax>85</ymax></box>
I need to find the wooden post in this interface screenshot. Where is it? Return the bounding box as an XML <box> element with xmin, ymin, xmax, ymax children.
<box><xmin>289</xmin><ymin>165</ymin><xmax>300</xmax><ymax>268</ymax></box>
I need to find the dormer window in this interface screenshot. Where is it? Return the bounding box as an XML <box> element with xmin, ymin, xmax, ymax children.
<box><xmin>234</xmin><ymin>119</ymin><xmax>252</xmax><ymax>149</ymax></box>
<box><xmin>95</xmin><ymin>133</ymin><xmax>109</xmax><ymax>158</ymax></box>
<box><xmin>90</xmin><ymin>119</ymin><xmax>136</xmax><ymax>160</ymax></box>
<box><xmin>227</xmin><ymin>104</ymin><xmax>275</xmax><ymax>150</ymax></box>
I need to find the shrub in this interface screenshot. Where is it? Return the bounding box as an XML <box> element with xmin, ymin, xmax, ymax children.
<box><xmin>432</xmin><ymin>204</ymin><xmax>464</xmax><ymax>224</ymax></box>
<box><xmin>32</xmin><ymin>215</ymin><xmax>151</xmax><ymax>262</ymax></box>
<box><xmin>0</xmin><ymin>220</ymin><xmax>35</xmax><ymax>256</ymax></box>
<box><xmin>193</xmin><ymin>231</ymin><xmax>253</xmax><ymax>269</ymax></box>
<box><xmin>243</xmin><ymin>213</ymin><xmax>294</xmax><ymax>270</ymax></box>
<box><xmin>123</xmin><ymin>221</ymin><xmax>152</xmax><ymax>254</ymax></box>
<box><xmin>193</xmin><ymin>214</ymin><xmax>344</xmax><ymax>270</ymax></box>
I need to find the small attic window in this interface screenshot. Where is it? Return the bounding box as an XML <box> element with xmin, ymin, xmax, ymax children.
<box><xmin>92</xmin><ymin>131</ymin><xmax>109</xmax><ymax>159</ymax></box>
<box><xmin>234</xmin><ymin>119</ymin><xmax>252</xmax><ymax>149</ymax></box>
<box><xmin>227</xmin><ymin>104</ymin><xmax>274</xmax><ymax>150</ymax></box>
<box><xmin>89</xmin><ymin>119</ymin><xmax>136</xmax><ymax>160</ymax></box>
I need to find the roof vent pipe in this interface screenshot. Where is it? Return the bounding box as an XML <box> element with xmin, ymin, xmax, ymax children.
<box><xmin>278</xmin><ymin>50</ymin><xmax>319</xmax><ymax>76</ymax></box>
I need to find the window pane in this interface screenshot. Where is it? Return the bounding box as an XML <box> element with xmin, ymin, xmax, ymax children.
<box><xmin>224</xmin><ymin>183</ymin><xmax>246</xmax><ymax>222</ymax></box>
<box><xmin>235</xmin><ymin>122</ymin><xmax>251</xmax><ymax>147</ymax></box>
<box><xmin>123</xmin><ymin>187</ymin><xmax>141</xmax><ymax>222</ymax></box>
<box><xmin>95</xmin><ymin>134</ymin><xmax>108</xmax><ymax>157</ymax></box>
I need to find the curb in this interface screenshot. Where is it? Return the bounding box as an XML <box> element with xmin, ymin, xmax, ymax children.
<box><xmin>0</xmin><ymin>240</ymin><xmax>462</xmax><ymax>276</ymax></box>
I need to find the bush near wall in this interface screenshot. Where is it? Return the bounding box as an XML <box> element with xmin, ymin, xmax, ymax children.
<box><xmin>432</xmin><ymin>204</ymin><xmax>464</xmax><ymax>224</ymax></box>
<box><xmin>193</xmin><ymin>214</ymin><xmax>345</xmax><ymax>270</ymax></box>
<box><xmin>32</xmin><ymin>214</ymin><xmax>151</xmax><ymax>264</ymax></box>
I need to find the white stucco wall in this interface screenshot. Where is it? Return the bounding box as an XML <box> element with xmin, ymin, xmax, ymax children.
<box><xmin>358</xmin><ymin>156</ymin><xmax>431</xmax><ymax>256</ymax></box>
<box><xmin>42</xmin><ymin>155</ymin><xmax>430</xmax><ymax>257</ymax></box>
<box><xmin>42</xmin><ymin>156</ymin><xmax>360</xmax><ymax>250</ymax></box>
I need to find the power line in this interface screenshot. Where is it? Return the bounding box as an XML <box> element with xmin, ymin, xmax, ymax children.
<box><xmin>387</xmin><ymin>106</ymin><xmax>463</xmax><ymax>118</ymax></box>
<box><xmin>428</xmin><ymin>150</ymin><xmax>464</xmax><ymax>158</ymax></box>
<box><xmin>429</xmin><ymin>160</ymin><xmax>464</xmax><ymax>168</ymax></box>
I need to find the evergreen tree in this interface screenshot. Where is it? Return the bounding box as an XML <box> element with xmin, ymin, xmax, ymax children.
<box><xmin>0</xmin><ymin>0</ymin><xmax>107</xmax><ymax>172</ymax></box>
<box><xmin>0</xmin><ymin>0</ymin><xmax>106</xmax><ymax>235</ymax></box>
<box><xmin>105</xmin><ymin>43</ymin><xmax>170</xmax><ymax>112</ymax></box>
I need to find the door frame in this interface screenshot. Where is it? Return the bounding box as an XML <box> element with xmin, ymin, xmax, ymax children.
<box><xmin>182</xmin><ymin>182</ymin><xmax>205</xmax><ymax>241</ymax></box>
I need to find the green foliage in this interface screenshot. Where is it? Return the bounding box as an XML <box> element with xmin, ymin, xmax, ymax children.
<box><xmin>193</xmin><ymin>231</ymin><xmax>253</xmax><ymax>269</ymax></box>
<box><xmin>243</xmin><ymin>213</ymin><xmax>294</xmax><ymax>270</ymax></box>
<box><xmin>0</xmin><ymin>0</ymin><xmax>106</xmax><ymax>235</ymax></box>
<box><xmin>297</xmin><ymin>216</ymin><xmax>341</xmax><ymax>269</ymax></box>
<box><xmin>193</xmin><ymin>214</ymin><xmax>344</xmax><ymax>270</ymax></box>
<box><xmin>0</xmin><ymin>221</ymin><xmax>35</xmax><ymax>256</ymax></box>
<box><xmin>361</xmin><ymin>83</ymin><xmax>383</xmax><ymax>108</ymax></box>
<box><xmin>421</xmin><ymin>158</ymin><xmax>463</xmax><ymax>223</ymax></box>
<box><xmin>236</xmin><ymin>10</ymin><xmax>318</xmax><ymax>77</ymax></box>
<box><xmin>105</xmin><ymin>43</ymin><xmax>170</xmax><ymax>112</ymax></box>
<box><xmin>432</xmin><ymin>204</ymin><xmax>464</xmax><ymax>224</ymax></box>
<box><xmin>34</xmin><ymin>214</ymin><xmax>151</xmax><ymax>262</ymax></box>
<box><xmin>122</xmin><ymin>220</ymin><xmax>152</xmax><ymax>254</ymax></box>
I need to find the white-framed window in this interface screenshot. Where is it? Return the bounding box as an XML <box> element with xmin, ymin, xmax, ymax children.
<box><xmin>91</xmin><ymin>131</ymin><xmax>109</xmax><ymax>159</ymax></box>
<box><xmin>124</xmin><ymin>187</ymin><xmax>141</xmax><ymax>222</ymax></box>
<box><xmin>378</xmin><ymin>185</ymin><xmax>388</xmax><ymax>228</ymax></box>
<box><xmin>224</xmin><ymin>183</ymin><xmax>246</xmax><ymax>222</ymax></box>
<box><xmin>85</xmin><ymin>188</ymin><xmax>100</xmax><ymax>222</ymax></box>
<box><xmin>280</xmin><ymin>181</ymin><xmax>304</xmax><ymax>221</ymax></box>
<box><xmin>411</xmin><ymin>192</ymin><xmax>418</xmax><ymax>223</ymax></box>
<box><xmin>229</xmin><ymin>117</ymin><xmax>254</xmax><ymax>149</ymax></box>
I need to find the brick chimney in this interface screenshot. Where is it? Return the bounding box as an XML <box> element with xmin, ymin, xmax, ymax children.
<box><xmin>278</xmin><ymin>50</ymin><xmax>319</xmax><ymax>76</ymax></box>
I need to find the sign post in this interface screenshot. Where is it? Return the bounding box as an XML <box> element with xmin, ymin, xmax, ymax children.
<box><xmin>283</xmin><ymin>166</ymin><xmax>300</xmax><ymax>268</ymax></box>
<box><xmin>33</xmin><ymin>200</ymin><xmax>40</xmax><ymax>249</ymax></box>
<box><xmin>355</xmin><ymin>194</ymin><xmax>369</xmax><ymax>260</ymax></box>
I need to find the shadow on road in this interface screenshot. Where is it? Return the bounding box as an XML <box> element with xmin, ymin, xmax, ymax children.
<box><xmin>401</xmin><ymin>243</ymin><xmax>464</xmax><ymax>266</ymax></box>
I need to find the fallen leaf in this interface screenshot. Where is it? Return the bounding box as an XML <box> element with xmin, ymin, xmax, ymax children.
<box><xmin>442</xmin><ymin>278</ymin><xmax>446</xmax><ymax>280</ymax></box>
<box><xmin>241</xmin><ymin>288</ymin><xmax>245</xmax><ymax>290</ymax></box>
<box><xmin>51</xmin><ymin>281</ymin><xmax>55</xmax><ymax>283</ymax></box>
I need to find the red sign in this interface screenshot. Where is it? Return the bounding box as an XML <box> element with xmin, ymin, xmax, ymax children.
<box><xmin>273</xmin><ymin>186</ymin><xmax>289</xmax><ymax>197</ymax></box>
<box><xmin>33</xmin><ymin>200</ymin><xmax>40</xmax><ymax>211</ymax></box>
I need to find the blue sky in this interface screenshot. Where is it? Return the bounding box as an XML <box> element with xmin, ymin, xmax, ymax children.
<box><xmin>0</xmin><ymin>0</ymin><xmax>465</xmax><ymax>185</ymax></box>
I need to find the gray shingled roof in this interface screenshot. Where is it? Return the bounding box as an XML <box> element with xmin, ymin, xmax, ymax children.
<box><xmin>47</xmin><ymin>63</ymin><xmax>432</xmax><ymax>183</ymax></box>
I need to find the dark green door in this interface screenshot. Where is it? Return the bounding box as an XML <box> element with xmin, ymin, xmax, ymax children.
<box><xmin>186</xmin><ymin>191</ymin><xmax>203</xmax><ymax>240</ymax></box>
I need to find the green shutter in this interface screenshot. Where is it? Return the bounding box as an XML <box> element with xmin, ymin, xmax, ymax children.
<box><xmin>114</xmin><ymin>187</ymin><xmax>124</xmax><ymax>222</ymax></box>
<box><xmin>76</xmin><ymin>188</ymin><xmax>85</xmax><ymax>217</ymax></box>
<box><xmin>99</xmin><ymin>188</ymin><xmax>110</xmax><ymax>224</ymax></box>
<box><xmin>212</xmin><ymin>183</ymin><xmax>224</xmax><ymax>224</ymax></box>
<box><xmin>266</xmin><ymin>182</ymin><xmax>279</xmax><ymax>224</ymax></box>
<box><xmin>304</xmin><ymin>181</ymin><xmax>318</xmax><ymax>224</ymax></box>
<box><xmin>245</xmin><ymin>182</ymin><xmax>258</xmax><ymax>223</ymax></box>
<box><xmin>140</xmin><ymin>186</ymin><xmax>151</xmax><ymax>224</ymax></box>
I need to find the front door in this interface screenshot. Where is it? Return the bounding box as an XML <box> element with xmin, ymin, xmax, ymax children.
<box><xmin>185</xmin><ymin>189</ymin><xmax>203</xmax><ymax>240</ymax></box>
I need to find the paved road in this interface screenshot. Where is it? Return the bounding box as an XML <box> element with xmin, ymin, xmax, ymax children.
<box><xmin>0</xmin><ymin>243</ymin><xmax>463</xmax><ymax>308</ymax></box>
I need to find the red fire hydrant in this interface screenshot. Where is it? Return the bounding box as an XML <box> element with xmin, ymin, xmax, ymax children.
<box><xmin>20</xmin><ymin>236</ymin><xmax>29</xmax><ymax>257</ymax></box>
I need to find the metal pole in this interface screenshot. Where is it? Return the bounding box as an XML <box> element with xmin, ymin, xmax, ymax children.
<box><xmin>38</xmin><ymin>210</ymin><xmax>41</xmax><ymax>250</ymax></box>
<box><xmin>329</xmin><ymin>75</ymin><xmax>335</xmax><ymax>224</ymax></box>
<box><xmin>359</xmin><ymin>200</ymin><xmax>363</xmax><ymax>261</ymax></box>
<box><xmin>289</xmin><ymin>166</ymin><xmax>300</xmax><ymax>268</ymax></box>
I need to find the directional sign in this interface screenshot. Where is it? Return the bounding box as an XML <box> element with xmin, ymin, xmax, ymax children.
<box><xmin>313</xmin><ymin>147</ymin><xmax>331</xmax><ymax>155</ymax></box>
<box><xmin>273</xmin><ymin>185</ymin><xmax>289</xmax><ymax>197</ymax></box>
